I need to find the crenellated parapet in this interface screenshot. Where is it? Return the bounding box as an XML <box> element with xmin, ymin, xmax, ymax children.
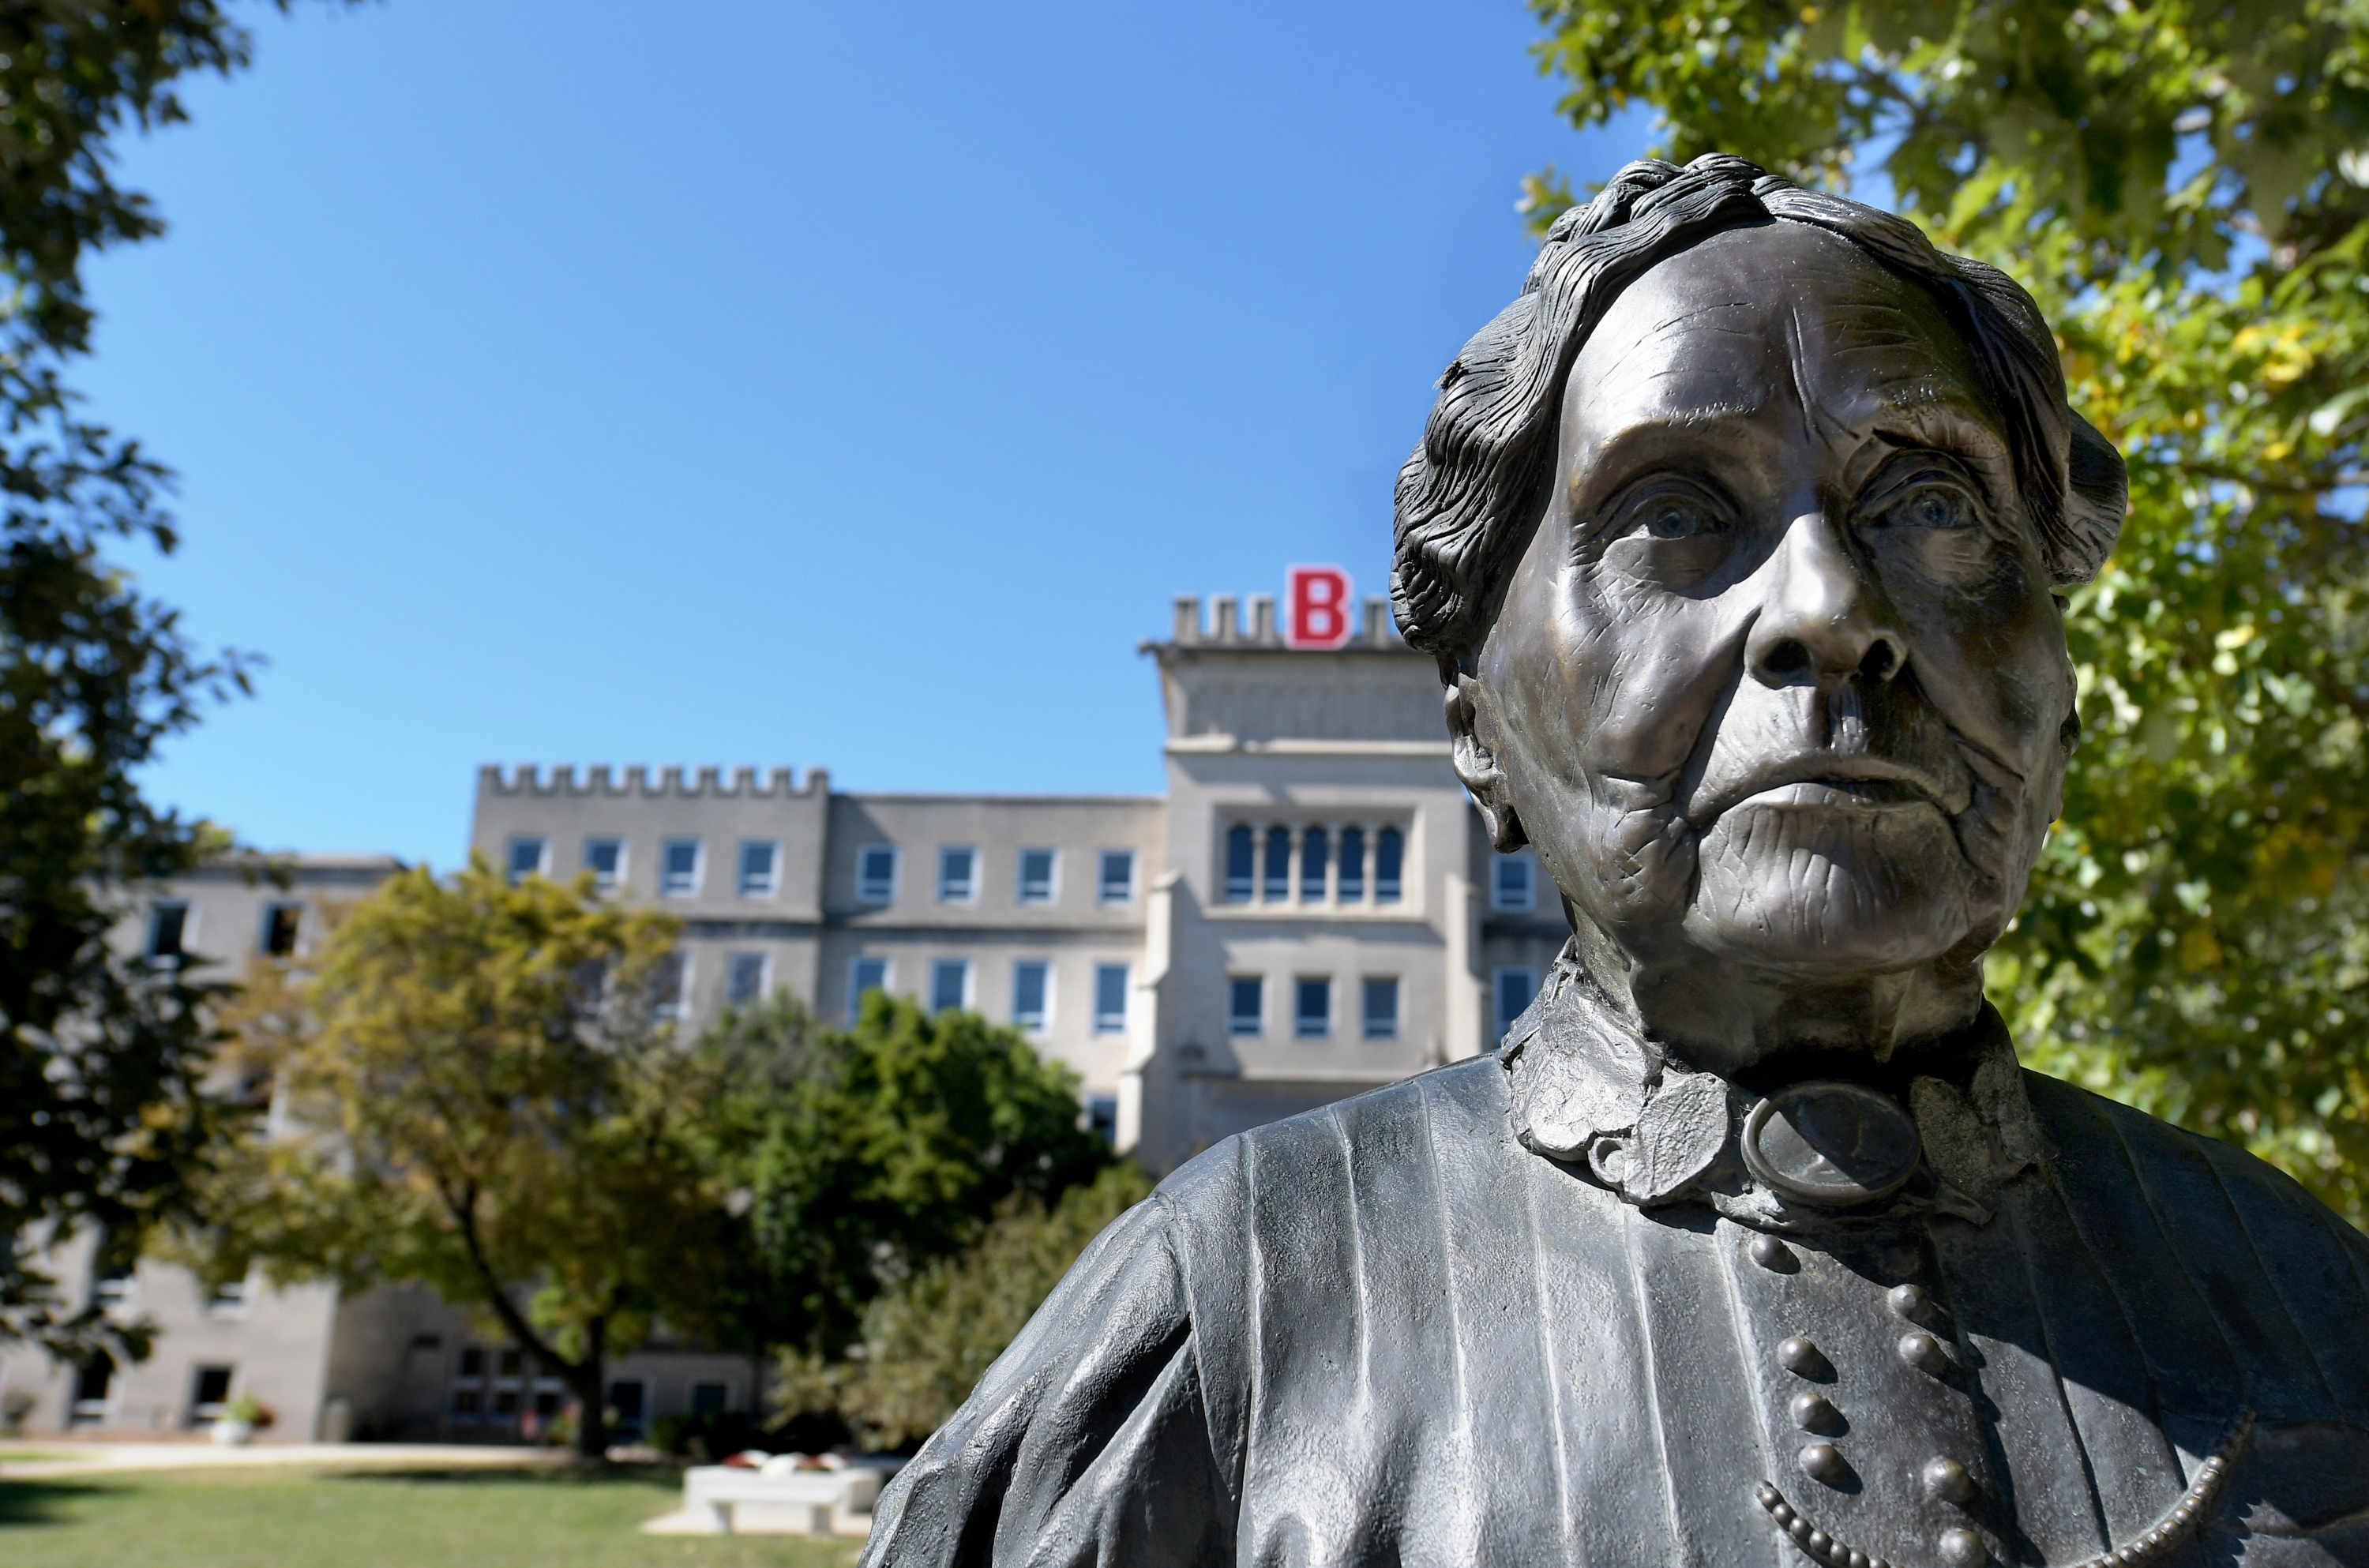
<box><xmin>477</xmin><ymin>763</ymin><xmax>832</xmax><ymax>799</ymax></box>
<box><xmin>1166</xmin><ymin>595</ymin><xmax>1407</xmax><ymax>651</ymax></box>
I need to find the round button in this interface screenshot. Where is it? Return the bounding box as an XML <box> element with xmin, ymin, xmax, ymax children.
<box><xmin>1922</xmin><ymin>1456</ymin><xmax>1977</xmax><ymax>1505</ymax></box>
<box><xmin>1798</xmin><ymin>1442</ymin><xmax>1850</xmax><ymax>1486</ymax></box>
<box><xmin>1888</xmin><ymin>1284</ymin><xmax>1935</xmax><ymax>1322</ymax></box>
<box><xmin>1778</xmin><ymin>1336</ymin><xmax>1830</xmax><ymax>1378</ymax></box>
<box><xmin>1789</xmin><ymin>1391</ymin><xmax>1843</xmax><ymax>1434</ymax></box>
<box><xmin>1898</xmin><ymin>1330</ymin><xmax>1949</xmax><ymax>1375</ymax></box>
<box><xmin>1789</xmin><ymin>1390</ymin><xmax>1843</xmax><ymax>1433</ymax></box>
<box><xmin>1749</xmin><ymin>1233</ymin><xmax>1796</xmax><ymax>1271</ymax></box>
<box><xmin>1937</xmin><ymin>1528</ymin><xmax>1988</xmax><ymax>1568</ymax></box>
<box><xmin>1741</xmin><ymin>1082</ymin><xmax>1922</xmax><ymax>1206</ymax></box>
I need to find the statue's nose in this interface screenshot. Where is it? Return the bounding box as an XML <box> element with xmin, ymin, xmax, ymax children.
<box><xmin>1744</xmin><ymin>512</ymin><xmax>1906</xmax><ymax>687</ymax></box>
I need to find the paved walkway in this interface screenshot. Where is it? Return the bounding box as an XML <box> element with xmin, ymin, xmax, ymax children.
<box><xmin>0</xmin><ymin>1440</ymin><xmax>569</xmax><ymax>1480</ymax></box>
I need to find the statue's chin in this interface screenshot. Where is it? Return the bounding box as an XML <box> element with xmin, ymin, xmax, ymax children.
<box><xmin>1682</xmin><ymin>797</ymin><xmax>1973</xmax><ymax>971</ymax></box>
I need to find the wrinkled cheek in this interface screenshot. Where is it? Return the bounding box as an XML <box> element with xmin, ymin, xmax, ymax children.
<box><xmin>1572</xmin><ymin>621</ymin><xmax>1716</xmax><ymax>781</ymax></box>
<box><xmin>1594</xmin><ymin>808</ymin><xmax>1696</xmax><ymax>923</ymax></box>
<box><xmin>1950</xmin><ymin>743</ymin><xmax>2067</xmax><ymax>932</ymax></box>
<box><xmin>1518</xmin><ymin>768</ymin><xmax>1696</xmax><ymax>932</ymax></box>
<box><xmin>1924</xmin><ymin>643</ymin><xmax>2073</xmax><ymax>930</ymax></box>
<box><xmin>1911</xmin><ymin>599</ymin><xmax>2074</xmax><ymax>775</ymax></box>
<box><xmin>1486</xmin><ymin>577</ymin><xmax>1710</xmax><ymax>932</ymax></box>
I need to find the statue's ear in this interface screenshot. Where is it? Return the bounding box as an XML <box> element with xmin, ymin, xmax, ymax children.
<box><xmin>2054</xmin><ymin>413</ymin><xmax>2127</xmax><ymax>585</ymax></box>
<box><xmin>1444</xmin><ymin>673</ymin><xmax>1528</xmax><ymax>852</ymax></box>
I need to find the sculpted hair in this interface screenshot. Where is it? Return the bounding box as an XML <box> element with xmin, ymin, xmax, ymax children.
<box><xmin>1390</xmin><ymin>154</ymin><xmax>2129</xmax><ymax>661</ymax></box>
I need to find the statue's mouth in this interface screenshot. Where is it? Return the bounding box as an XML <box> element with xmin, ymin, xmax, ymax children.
<box><xmin>1686</xmin><ymin>753</ymin><xmax>1964</xmax><ymax>826</ymax></box>
<box><xmin>1737</xmin><ymin>778</ymin><xmax>1933</xmax><ymax>810</ymax></box>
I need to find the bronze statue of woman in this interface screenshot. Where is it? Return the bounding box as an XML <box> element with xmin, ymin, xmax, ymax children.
<box><xmin>862</xmin><ymin>156</ymin><xmax>2369</xmax><ymax>1568</ymax></box>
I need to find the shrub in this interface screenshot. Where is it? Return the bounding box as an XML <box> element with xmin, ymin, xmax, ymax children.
<box><xmin>780</xmin><ymin>1161</ymin><xmax>1155</xmax><ymax>1450</ymax></box>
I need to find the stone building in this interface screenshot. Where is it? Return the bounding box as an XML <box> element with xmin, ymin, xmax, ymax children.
<box><xmin>0</xmin><ymin>855</ymin><xmax>427</xmax><ymax>1442</ymax></box>
<box><xmin>0</xmin><ymin>859</ymin><xmax>765</xmax><ymax>1446</ymax></box>
<box><xmin>2</xmin><ymin>587</ymin><xmax>1567</xmax><ymax>1444</ymax></box>
<box><xmin>472</xmin><ymin>592</ymin><xmax>1568</xmax><ymax>1173</ymax></box>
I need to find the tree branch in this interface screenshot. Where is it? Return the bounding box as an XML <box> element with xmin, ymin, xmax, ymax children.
<box><xmin>2171</xmin><ymin>462</ymin><xmax>2369</xmax><ymax>494</ymax></box>
<box><xmin>2296</xmin><ymin>662</ymin><xmax>2369</xmax><ymax>725</ymax></box>
<box><xmin>439</xmin><ymin>1176</ymin><xmax>576</xmax><ymax>1375</ymax></box>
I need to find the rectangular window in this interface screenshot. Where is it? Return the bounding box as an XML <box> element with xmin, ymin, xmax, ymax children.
<box><xmin>1098</xmin><ymin>850</ymin><xmax>1136</xmax><ymax>904</ymax></box>
<box><xmin>190</xmin><ymin>1364</ymin><xmax>234</xmax><ymax>1424</ymax></box>
<box><xmin>71</xmin><ymin>1355</ymin><xmax>114</xmax><ymax>1424</ymax></box>
<box><xmin>856</xmin><ymin>844</ymin><xmax>898</xmax><ymax>902</ymax></box>
<box><xmin>91</xmin><ymin>1255</ymin><xmax>136</xmax><ymax>1310</ymax></box>
<box><xmin>691</xmin><ymin>1382</ymin><xmax>730</xmax><ymax>1416</ymax></box>
<box><xmin>1492</xmin><ymin>853</ymin><xmax>1536</xmax><ymax>913</ymax></box>
<box><xmin>1495</xmin><ymin>967</ymin><xmax>1539</xmax><ymax>1038</ymax></box>
<box><xmin>931</xmin><ymin>958</ymin><xmax>971</xmax><ymax>1014</ymax></box>
<box><xmin>584</xmin><ymin>837</ymin><xmax>625</xmax><ymax>894</ymax></box>
<box><xmin>147</xmin><ymin>901</ymin><xmax>190</xmax><ymax>959</ymax></box>
<box><xmin>1227</xmin><ymin>976</ymin><xmax>1263</xmax><ymax>1037</ymax></box>
<box><xmin>725</xmin><ymin>951</ymin><xmax>768</xmax><ymax>1006</ymax></box>
<box><xmin>1012</xmin><ymin>960</ymin><xmax>1050</xmax><ymax>1030</ymax></box>
<box><xmin>649</xmin><ymin>951</ymin><xmax>689</xmax><ymax>1020</ymax></box>
<box><xmin>1375</xmin><ymin>826</ymin><xmax>1405</xmax><ymax>903</ymax></box>
<box><xmin>260</xmin><ymin>902</ymin><xmax>302</xmax><ymax>958</ymax></box>
<box><xmin>939</xmin><ymin>846</ymin><xmax>978</xmax><ymax>902</ymax></box>
<box><xmin>570</xmin><ymin>960</ymin><xmax>610</xmax><ymax>1016</ymax></box>
<box><xmin>659</xmin><ymin>838</ymin><xmax>701</xmax><ymax>898</ymax></box>
<box><xmin>1093</xmin><ymin>962</ymin><xmax>1128</xmax><ymax>1034</ymax></box>
<box><xmin>1338</xmin><ymin>827</ymin><xmax>1365</xmax><ymax>902</ymax></box>
<box><xmin>1224</xmin><ymin>826</ymin><xmax>1255</xmax><ymax>904</ymax></box>
<box><xmin>607</xmin><ymin>1379</ymin><xmax>646</xmax><ymax>1438</ymax></box>
<box><xmin>847</xmin><ymin>956</ymin><xmax>889</xmax><ymax>1023</ymax></box>
<box><xmin>1361</xmin><ymin>977</ymin><xmax>1400</xmax><ymax>1041</ymax></box>
<box><xmin>506</xmin><ymin>836</ymin><xmax>547</xmax><ymax>886</ymax></box>
<box><xmin>1263</xmin><ymin>826</ymin><xmax>1291</xmax><ymax>902</ymax></box>
<box><xmin>1301</xmin><ymin>826</ymin><xmax>1328</xmax><ymax>902</ymax></box>
<box><xmin>1293</xmin><ymin>977</ymin><xmax>1331</xmax><ymax>1039</ymax></box>
<box><xmin>1086</xmin><ymin>1095</ymin><xmax>1119</xmax><ymax>1146</ymax></box>
<box><xmin>1017</xmin><ymin>848</ymin><xmax>1056</xmax><ymax>904</ymax></box>
<box><xmin>738</xmin><ymin>840</ymin><xmax>780</xmax><ymax>898</ymax></box>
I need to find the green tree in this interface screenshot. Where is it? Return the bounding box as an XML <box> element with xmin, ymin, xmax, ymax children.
<box><xmin>190</xmin><ymin>861</ymin><xmax>734</xmax><ymax>1458</ymax></box>
<box><xmin>777</xmin><ymin>1161</ymin><xmax>1155</xmax><ymax>1452</ymax></box>
<box><xmin>1525</xmin><ymin>0</ymin><xmax>2369</xmax><ymax>1220</ymax></box>
<box><xmin>736</xmin><ymin>991</ymin><xmax>1113</xmax><ymax>1369</ymax></box>
<box><xmin>2</xmin><ymin>0</ymin><xmax>361</xmax><ymax>1357</ymax></box>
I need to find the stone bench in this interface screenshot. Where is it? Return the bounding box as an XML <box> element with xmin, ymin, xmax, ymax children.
<box><xmin>676</xmin><ymin>1461</ymin><xmax>887</xmax><ymax>1536</ymax></box>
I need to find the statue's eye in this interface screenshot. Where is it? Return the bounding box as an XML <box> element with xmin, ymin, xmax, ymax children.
<box><xmin>1633</xmin><ymin>492</ymin><xmax>1724</xmax><ymax>540</ymax></box>
<box><xmin>1876</xmin><ymin>482</ymin><xmax>1977</xmax><ymax>531</ymax></box>
<box><xmin>1594</xmin><ymin>478</ymin><xmax>1736</xmax><ymax>585</ymax></box>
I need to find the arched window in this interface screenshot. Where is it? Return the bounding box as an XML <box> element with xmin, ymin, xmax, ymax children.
<box><xmin>1301</xmin><ymin>827</ymin><xmax>1329</xmax><ymax>902</ymax></box>
<box><xmin>1225</xmin><ymin>824</ymin><xmax>1255</xmax><ymax>903</ymax></box>
<box><xmin>1263</xmin><ymin>826</ymin><xmax>1292</xmax><ymax>902</ymax></box>
<box><xmin>1376</xmin><ymin>825</ymin><xmax>1405</xmax><ymax>903</ymax></box>
<box><xmin>1338</xmin><ymin>827</ymin><xmax>1365</xmax><ymax>902</ymax></box>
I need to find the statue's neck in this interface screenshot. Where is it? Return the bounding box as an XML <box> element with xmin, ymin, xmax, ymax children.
<box><xmin>1558</xmin><ymin>904</ymin><xmax>1990</xmax><ymax>1078</ymax></box>
<box><xmin>1504</xmin><ymin>940</ymin><xmax>2037</xmax><ymax>1226</ymax></box>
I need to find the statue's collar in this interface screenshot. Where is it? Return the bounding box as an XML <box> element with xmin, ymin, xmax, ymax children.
<box><xmin>1498</xmin><ymin>944</ymin><xmax>2047</xmax><ymax>1232</ymax></box>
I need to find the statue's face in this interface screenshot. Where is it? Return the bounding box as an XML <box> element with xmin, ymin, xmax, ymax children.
<box><xmin>1469</xmin><ymin>222</ymin><xmax>2074</xmax><ymax>1063</ymax></box>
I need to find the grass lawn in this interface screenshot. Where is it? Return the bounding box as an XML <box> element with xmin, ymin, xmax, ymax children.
<box><xmin>0</xmin><ymin>1463</ymin><xmax>862</xmax><ymax>1568</ymax></box>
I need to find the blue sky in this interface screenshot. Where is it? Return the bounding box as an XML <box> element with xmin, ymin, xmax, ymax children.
<box><xmin>89</xmin><ymin>0</ymin><xmax>1651</xmax><ymax>866</ymax></box>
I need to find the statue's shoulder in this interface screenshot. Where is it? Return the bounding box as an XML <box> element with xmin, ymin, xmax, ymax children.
<box><xmin>1151</xmin><ymin>1055</ymin><xmax>1515</xmax><ymax>1237</ymax></box>
<box><xmin>2022</xmin><ymin>1066</ymin><xmax>2369</xmax><ymax>1270</ymax></box>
